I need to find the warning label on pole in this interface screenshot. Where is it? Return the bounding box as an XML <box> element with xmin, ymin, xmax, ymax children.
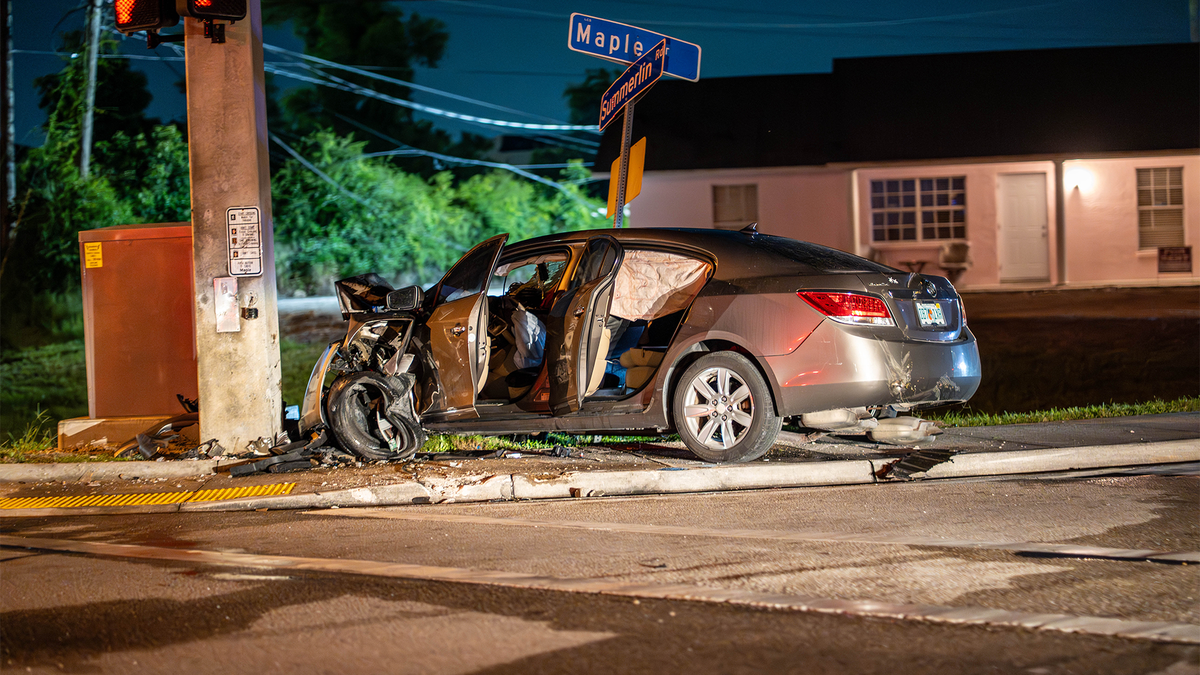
<box><xmin>227</xmin><ymin>207</ymin><xmax>263</xmax><ymax>277</ymax></box>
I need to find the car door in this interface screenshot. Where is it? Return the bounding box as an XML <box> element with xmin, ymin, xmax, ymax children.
<box><xmin>424</xmin><ymin>234</ymin><xmax>507</xmax><ymax>420</ymax></box>
<box><xmin>545</xmin><ymin>235</ymin><xmax>623</xmax><ymax>415</ymax></box>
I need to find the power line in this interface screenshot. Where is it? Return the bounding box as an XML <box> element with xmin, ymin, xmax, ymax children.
<box><xmin>262</xmin><ymin>43</ymin><xmax>567</xmax><ymax>124</ymax></box>
<box><xmin>431</xmin><ymin>0</ymin><xmax>1074</xmax><ymax>30</ymax></box>
<box><xmin>264</xmin><ymin>62</ymin><xmax>600</xmax><ymax>133</ymax></box>
<box><xmin>329</xmin><ymin>111</ymin><xmax>594</xmax><ymax>202</ymax></box>
<box><xmin>269</xmin><ymin>132</ymin><xmax>377</xmax><ymax>210</ymax></box>
<box><xmin>13</xmin><ymin>49</ymin><xmax>185</xmax><ymax>61</ymax></box>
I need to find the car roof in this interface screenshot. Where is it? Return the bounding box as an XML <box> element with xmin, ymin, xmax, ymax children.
<box><xmin>505</xmin><ymin>228</ymin><xmax>893</xmax><ymax>279</ymax></box>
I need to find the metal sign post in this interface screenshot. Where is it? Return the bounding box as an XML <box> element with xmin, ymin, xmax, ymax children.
<box><xmin>600</xmin><ymin>39</ymin><xmax>665</xmax><ymax>228</ymax></box>
<box><xmin>612</xmin><ymin>101</ymin><xmax>634</xmax><ymax>228</ymax></box>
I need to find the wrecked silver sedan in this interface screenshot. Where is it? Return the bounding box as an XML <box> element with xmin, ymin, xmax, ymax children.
<box><xmin>300</xmin><ymin>227</ymin><xmax>981</xmax><ymax>463</ymax></box>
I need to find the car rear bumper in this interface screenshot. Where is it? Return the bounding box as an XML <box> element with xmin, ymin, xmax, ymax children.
<box><xmin>763</xmin><ymin>321</ymin><xmax>981</xmax><ymax>416</ymax></box>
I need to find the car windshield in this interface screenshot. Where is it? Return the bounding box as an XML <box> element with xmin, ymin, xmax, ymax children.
<box><xmin>745</xmin><ymin>235</ymin><xmax>896</xmax><ymax>273</ymax></box>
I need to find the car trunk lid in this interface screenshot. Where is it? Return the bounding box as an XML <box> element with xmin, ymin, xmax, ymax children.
<box><xmin>856</xmin><ymin>272</ymin><xmax>965</xmax><ymax>342</ymax></box>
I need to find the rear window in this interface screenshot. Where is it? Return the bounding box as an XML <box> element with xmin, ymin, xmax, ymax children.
<box><xmin>746</xmin><ymin>235</ymin><xmax>895</xmax><ymax>274</ymax></box>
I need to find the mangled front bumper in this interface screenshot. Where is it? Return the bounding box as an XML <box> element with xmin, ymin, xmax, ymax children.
<box><xmin>764</xmin><ymin>321</ymin><xmax>981</xmax><ymax>416</ymax></box>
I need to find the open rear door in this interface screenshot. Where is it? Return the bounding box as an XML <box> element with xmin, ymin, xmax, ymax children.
<box><xmin>423</xmin><ymin>234</ymin><xmax>507</xmax><ymax>421</ymax></box>
<box><xmin>545</xmin><ymin>235</ymin><xmax>623</xmax><ymax>415</ymax></box>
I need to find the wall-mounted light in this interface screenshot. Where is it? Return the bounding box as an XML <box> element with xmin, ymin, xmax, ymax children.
<box><xmin>1065</xmin><ymin>166</ymin><xmax>1094</xmax><ymax>192</ymax></box>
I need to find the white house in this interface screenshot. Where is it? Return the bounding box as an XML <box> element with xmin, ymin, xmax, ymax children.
<box><xmin>599</xmin><ymin>43</ymin><xmax>1199</xmax><ymax>289</ymax></box>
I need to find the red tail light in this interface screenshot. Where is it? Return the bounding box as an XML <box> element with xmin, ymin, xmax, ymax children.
<box><xmin>797</xmin><ymin>291</ymin><xmax>895</xmax><ymax>327</ymax></box>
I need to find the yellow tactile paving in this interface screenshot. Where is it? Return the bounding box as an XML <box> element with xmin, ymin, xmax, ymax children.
<box><xmin>0</xmin><ymin>483</ymin><xmax>295</xmax><ymax>509</ymax></box>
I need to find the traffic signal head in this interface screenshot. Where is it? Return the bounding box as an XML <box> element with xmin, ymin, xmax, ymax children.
<box><xmin>178</xmin><ymin>0</ymin><xmax>246</xmax><ymax>22</ymax></box>
<box><xmin>114</xmin><ymin>0</ymin><xmax>179</xmax><ymax>34</ymax></box>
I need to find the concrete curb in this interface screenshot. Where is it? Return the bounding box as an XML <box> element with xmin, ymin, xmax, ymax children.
<box><xmin>179</xmin><ymin>483</ymin><xmax>435</xmax><ymax>512</ymax></box>
<box><xmin>1</xmin><ymin>439</ymin><xmax>1196</xmax><ymax>515</ymax></box>
<box><xmin>0</xmin><ymin>459</ymin><xmax>237</xmax><ymax>483</ymax></box>
<box><xmin>512</xmin><ymin>461</ymin><xmax>877</xmax><ymax>499</ymax></box>
<box><xmin>914</xmin><ymin>439</ymin><xmax>1200</xmax><ymax>479</ymax></box>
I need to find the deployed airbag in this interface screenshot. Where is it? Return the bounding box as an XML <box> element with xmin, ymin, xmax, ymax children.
<box><xmin>610</xmin><ymin>250</ymin><xmax>709</xmax><ymax>321</ymax></box>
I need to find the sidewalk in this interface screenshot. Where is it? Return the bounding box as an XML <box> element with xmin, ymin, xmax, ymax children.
<box><xmin>1</xmin><ymin>413</ymin><xmax>1196</xmax><ymax>516</ymax></box>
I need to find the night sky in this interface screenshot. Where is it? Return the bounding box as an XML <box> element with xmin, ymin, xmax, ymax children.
<box><xmin>13</xmin><ymin>0</ymin><xmax>1194</xmax><ymax>148</ymax></box>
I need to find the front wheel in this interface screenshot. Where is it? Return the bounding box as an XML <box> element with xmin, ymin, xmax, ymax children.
<box><xmin>326</xmin><ymin>371</ymin><xmax>426</xmax><ymax>461</ymax></box>
<box><xmin>671</xmin><ymin>352</ymin><xmax>781</xmax><ymax>463</ymax></box>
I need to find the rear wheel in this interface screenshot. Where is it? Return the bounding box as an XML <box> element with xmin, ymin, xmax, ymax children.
<box><xmin>671</xmin><ymin>352</ymin><xmax>781</xmax><ymax>463</ymax></box>
<box><xmin>326</xmin><ymin>371</ymin><xmax>425</xmax><ymax>461</ymax></box>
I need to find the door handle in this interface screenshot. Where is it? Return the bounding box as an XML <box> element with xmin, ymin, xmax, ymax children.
<box><xmin>573</xmin><ymin>307</ymin><xmax>585</xmax><ymax>317</ymax></box>
<box><xmin>451</xmin><ymin>325</ymin><xmax>466</xmax><ymax>336</ymax></box>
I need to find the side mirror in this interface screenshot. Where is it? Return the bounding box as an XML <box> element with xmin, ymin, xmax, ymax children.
<box><xmin>386</xmin><ymin>285</ymin><xmax>423</xmax><ymax>312</ymax></box>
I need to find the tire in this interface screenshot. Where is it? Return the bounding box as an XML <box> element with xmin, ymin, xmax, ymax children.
<box><xmin>326</xmin><ymin>371</ymin><xmax>426</xmax><ymax>461</ymax></box>
<box><xmin>671</xmin><ymin>352</ymin><xmax>781</xmax><ymax>463</ymax></box>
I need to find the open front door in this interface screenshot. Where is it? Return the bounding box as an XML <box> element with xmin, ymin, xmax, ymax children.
<box><xmin>546</xmin><ymin>235</ymin><xmax>623</xmax><ymax>415</ymax></box>
<box><xmin>423</xmin><ymin>235</ymin><xmax>507</xmax><ymax>420</ymax></box>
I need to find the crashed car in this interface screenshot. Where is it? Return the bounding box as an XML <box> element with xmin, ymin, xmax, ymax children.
<box><xmin>300</xmin><ymin>226</ymin><xmax>982</xmax><ymax>463</ymax></box>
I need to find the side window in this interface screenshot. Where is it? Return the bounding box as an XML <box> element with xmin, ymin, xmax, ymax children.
<box><xmin>569</xmin><ymin>237</ymin><xmax>620</xmax><ymax>290</ymax></box>
<box><xmin>488</xmin><ymin>251</ymin><xmax>570</xmax><ymax>305</ymax></box>
<box><xmin>434</xmin><ymin>235</ymin><xmax>507</xmax><ymax>305</ymax></box>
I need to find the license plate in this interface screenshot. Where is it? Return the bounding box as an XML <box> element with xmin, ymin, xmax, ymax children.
<box><xmin>915</xmin><ymin>301</ymin><xmax>947</xmax><ymax>327</ymax></box>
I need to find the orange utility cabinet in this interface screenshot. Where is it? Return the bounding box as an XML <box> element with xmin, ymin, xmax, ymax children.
<box><xmin>78</xmin><ymin>223</ymin><xmax>198</xmax><ymax>418</ymax></box>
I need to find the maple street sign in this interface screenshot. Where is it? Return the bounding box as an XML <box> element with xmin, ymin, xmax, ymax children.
<box><xmin>567</xmin><ymin>13</ymin><xmax>700</xmax><ymax>82</ymax></box>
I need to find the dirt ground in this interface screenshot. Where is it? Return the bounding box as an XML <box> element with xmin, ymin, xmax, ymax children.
<box><xmin>280</xmin><ymin>285</ymin><xmax>1199</xmax><ymax>416</ymax></box>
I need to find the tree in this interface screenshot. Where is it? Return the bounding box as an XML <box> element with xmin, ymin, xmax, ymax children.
<box><xmin>2</xmin><ymin>30</ymin><xmax>189</xmax><ymax>349</ymax></box>
<box><xmin>261</xmin><ymin>0</ymin><xmax>487</xmax><ymax>173</ymax></box>
<box><xmin>526</xmin><ymin>67</ymin><xmax>619</xmax><ymax>192</ymax></box>
<box><xmin>33</xmin><ymin>32</ymin><xmax>158</xmax><ymax>150</ymax></box>
<box><xmin>563</xmin><ymin>68</ymin><xmax>619</xmax><ymax>125</ymax></box>
<box><xmin>271</xmin><ymin>130</ymin><xmax>608</xmax><ymax>296</ymax></box>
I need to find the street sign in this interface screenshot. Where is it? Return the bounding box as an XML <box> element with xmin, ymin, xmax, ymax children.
<box><xmin>599</xmin><ymin>40</ymin><xmax>665</xmax><ymax>131</ymax></box>
<box><xmin>607</xmin><ymin>137</ymin><xmax>646</xmax><ymax>218</ymax></box>
<box><xmin>568</xmin><ymin>13</ymin><xmax>701</xmax><ymax>82</ymax></box>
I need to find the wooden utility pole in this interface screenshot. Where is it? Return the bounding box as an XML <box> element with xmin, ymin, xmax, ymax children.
<box><xmin>184</xmin><ymin>0</ymin><xmax>282</xmax><ymax>453</ymax></box>
<box><xmin>2</xmin><ymin>0</ymin><xmax>15</xmax><ymax>215</ymax></box>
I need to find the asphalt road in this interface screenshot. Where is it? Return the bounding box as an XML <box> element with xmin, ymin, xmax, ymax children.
<box><xmin>3</xmin><ymin>469</ymin><xmax>1198</xmax><ymax>674</ymax></box>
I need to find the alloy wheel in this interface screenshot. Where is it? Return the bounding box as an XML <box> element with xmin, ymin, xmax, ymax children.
<box><xmin>681</xmin><ymin>366</ymin><xmax>755</xmax><ymax>450</ymax></box>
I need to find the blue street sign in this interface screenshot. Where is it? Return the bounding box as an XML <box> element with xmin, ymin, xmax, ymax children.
<box><xmin>568</xmin><ymin>13</ymin><xmax>701</xmax><ymax>82</ymax></box>
<box><xmin>599</xmin><ymin>40</ymin><xmax>665</xmax><ymax>131</ymax></box>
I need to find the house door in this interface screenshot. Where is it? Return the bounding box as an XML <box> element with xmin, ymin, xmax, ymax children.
<box><xmin>998</xmin><ymin>173</ymin><xmax>1049</xmax><ymax>282</ymax></box>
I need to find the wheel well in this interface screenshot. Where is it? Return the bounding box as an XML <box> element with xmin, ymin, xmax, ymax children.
<box><xmin>664</xmin><ymin>339</ymin><xmax>780</xmax><ymax>429</ymax></box>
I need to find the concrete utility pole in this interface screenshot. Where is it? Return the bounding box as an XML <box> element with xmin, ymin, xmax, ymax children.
<box><xmin>184</xmin><ymin>0</ymin><xmax>282</xmax><ymax>453</ymax></box>
<box><xmin>80</xmin><ymin>0</ymin><xmax>101</xmax><ymax>178</ymax></box>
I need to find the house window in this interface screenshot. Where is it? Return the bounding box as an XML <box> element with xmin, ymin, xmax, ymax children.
<box><xmin>870</xmin><ymin>177</ymin><xmax>966</xmax><ymax>242</ymax></box>
<box><xmin>1137</xmin><ymin>167</ymin><xmax>1184</xmax><ymax>249</ymax></box>
<box><xmin>713</xmin><ymin>184</ymin><xmax>757</xmax><ymax>230</ymax></box>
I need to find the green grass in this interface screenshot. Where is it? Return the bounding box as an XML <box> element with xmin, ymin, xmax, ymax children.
<box><xmin>925</xmin><ymin>396</ymin><xmax>1200</xmax><ymax>428</ymax></box>
<box><xmin>0</xmin><ymin>411</ymin><xmax>57</xmax><ymax>462</ymax></box>
<box><xmin>281</xmin><ymin>339</ymin><xmax>331</xmax><ymax>407</ymax></box>
<box><xmin>0</xmin><ymin>340</ymin><xmax>88</xmax><ymax>440</ymax></box>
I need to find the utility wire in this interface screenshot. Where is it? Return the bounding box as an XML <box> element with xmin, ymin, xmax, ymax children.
<box><xmin>329</xmin><ymin>111</ymin><xmax>593</xmax><ymax>201</ymax></box>
<box><xmin>14</xmin><ymin>49</ymin><xmax>185</xmax><ymax>61</ymax></box>
<box><xmin>431</xmin><ymin>0</ymin><xmax>1072</xmax><ymax>29</ymax></box>
<box><xmin>263</xmin><ymin>43</ymin><xmax>566</xmax><ymax>123</ymax></box>
<box><xmin>264</xmin><ymin>62</ymin><xmax>599</xmax><ymax>133</ymax></box>
<box><xmin>266</xmin><ymin>60</ymin><xmax>598</xmax><ymax>148</ymax></box>
<box><xmin>269</xmin><ymin>132</ymin><xmax>377</xmax><ymax>210</ymax></box>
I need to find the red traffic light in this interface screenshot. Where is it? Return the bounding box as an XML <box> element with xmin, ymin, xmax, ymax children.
<box><xmin>114</xmin><ymin>0</ymin><xmax>178</xmax><ymax>34</ymax></box>
<box><xmin>179</xmin><ymin>0</ymin><xmax>246</xmax><ymax>22</ymax></box>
